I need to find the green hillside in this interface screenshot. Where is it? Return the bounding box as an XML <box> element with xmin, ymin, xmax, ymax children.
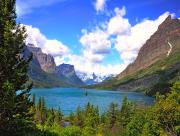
<box><xmin>28</xmin><ymin>62</ymin><xmax>71</xmax><ymax>88</ymax></box>
<box><xmin>87</xmin><ymin>51</ymin><xmax>180</xmax><ymax>95</ymax></box>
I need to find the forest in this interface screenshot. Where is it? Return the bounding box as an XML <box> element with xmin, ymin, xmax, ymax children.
<box><xmin>28</xmin><ymin>83</ymin><xmax>180</xmax><ymax>136</ymax></box>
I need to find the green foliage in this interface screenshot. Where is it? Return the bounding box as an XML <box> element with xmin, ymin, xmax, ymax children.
<box><xmin>126</xmin><ymin>81</ymin><xmax>180</xmax><ymax>136</ymax></box>
<box><xmin>125</xmin><ymin>110</ymin><xmax>146</xmax><ymax>136</ymax></box>
<box><xmin>29</xmin><ymin>82</ymin><xmax>179</xmax><ymax>136</ymax></box>
<box><xmin>60</xmin><ymin>126</ymin><xmax>81</xmax><ymax>136</ymax></box>
<box><xmin>87</xmin><ymin>52</ymin><xmax>180</xmax><ymax>95</ymax></box>
<box><xmin>0</xmin><ymin>0</ymin><xmax>34</xmax><ymax>135</ymax></box>
<box><xmin>106</xmin><ymin>103</ymin><xmax>119</xmax><ymax>128</ymax></box>
<box><xmin>29</xmin><ymin>62</ymin><xmax>70</xmax><ymax>88</ymax></box>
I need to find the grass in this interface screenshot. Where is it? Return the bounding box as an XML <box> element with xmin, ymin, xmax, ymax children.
<box><xmin>86</xmin><ymin>51</ymin><xmax>180</xmax><ymax>93</ymax></box>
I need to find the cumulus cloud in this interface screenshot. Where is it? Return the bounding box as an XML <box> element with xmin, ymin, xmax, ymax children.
<box><xmin>115</xmin><ymin>12</ymin><xmax>171</xmax><ymax>64</ymax></box>
<box><xmin>80</xmin><ymin>28</ymin><xmax>111</xmax><ymax>63</ymax></box>
<box><xmin>16</xmin><ymin>0</ymin><xmax>65</xmax><ymax>16</ymax></box>
<box><xmin>58</xmin><ymin>54</ymin><xmax>127</xmax><ymax>76</ymax></box>
<box><xmin>79</xmin><ymin>7</ymin><xmax>172</xmax><ymax>75</ymax></box>
<box><xmin>22</xmin><ymin>6</ymin><xmax>173</xmax><ymax>77</ymax></box>
<box><xmin>95</xmin><ymin>0</ymin><xmax>107</xmax><ymax>12</ymax></box>
<box><xmin>25</xmin><ymin>25</ymin><xmax>69</xmax><ymax>57</ymax></box>
<box><xmin>107</xmin><ymin>7</ymin><xmax>131</xmax><ymax>35</ymax></box>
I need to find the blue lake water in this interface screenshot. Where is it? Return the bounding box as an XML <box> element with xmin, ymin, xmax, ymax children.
<box><xmin>31</xmin><ymin>88</ymin><xmax>154</xmax><ymax>115</ymax></box>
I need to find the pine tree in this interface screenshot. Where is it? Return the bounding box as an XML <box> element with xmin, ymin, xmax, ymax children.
<box><xmin>46</xmin><ymin>108</ymin><xmax>55</xmax><ymax>126</ymax></box>
<box><xmin>41</xmin><ymin>96</ymin><xmax>47</xmax><ymax>124</ymax></box>
<box><xmin>0</xmin><ymin>0</ymin><xmax>33</xmax><ymax>135</ymax></box>
<box><xmin>106</xmin><ymin>103</ymin><xmax>119</xmax><ymax>128</ymax></box>
<box><xmin>32</xmin><ymin>94</ymin><xmax>36</xmax><ymax>107</ymax></box>
<box><xmin>54</xmin><ymin>107</ymin><xmax>63</xmax><ymax>126</ymax></box>
<box><xmin>75</xmin><ymin>105</ymin><xmax>83</xmax><ymax>126</ymax></box>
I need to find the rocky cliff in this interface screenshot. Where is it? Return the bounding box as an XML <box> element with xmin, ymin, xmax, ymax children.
<box><xmin>24</xmin><ymin>45</ymin><xmax>69</xmax><ymax>88</ymax></box>
<box><xmin>25</xmin><ymin>45</ymin><xmax>84</xmax><ymax>87</ymax></box>
<box><xmin>27</xmin><ymin>44</ymin><xmax>56</xmax><ymax>73</ymax></box>
<box><xmin>55</xmin><ymin>64</ymin><xmax>84</xmax><ymax>86</ymax></box>
<box><xmin>117</xmin><ymin>15</ymin><xmax>180</xmax><ymax>80</ymax></box>
<box><xmin>89</xmin><ymin>16</ymin><xmax>180</xmax><ymax>95</ymax></box>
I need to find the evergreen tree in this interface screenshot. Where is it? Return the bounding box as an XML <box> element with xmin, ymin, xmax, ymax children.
<box><xmin>54</xmin><ymin>107</ymin><xmax>63</xmax><ymax>126</ymax></box>
<box><xmin>32</xmin><ymin>94</ymin><xmax>36</xmax><ymax>107</ymax></box>
<box><xmin>40</xmin><ymin>96</ymin><xmax>46</xmax><ymax>124</ymax></box>
<box><xmin>75</xmin><ymin>105</ymin><xmax>83</xmax><ymax>126</ymax></box>
<box><xmin>46</xmin><ymin>108</ymin><xmax>55</xmax><ymax>126</ymax></box>
<box><xmin>37</xmin><ymin>97</ymin><xmax>42</xmax><ymax>111</ymax></box>
<box><xmin>0</xmin><ymin>0</ymin><xmax>33</xmax><ymax>135</ymax></box>
<box><xmin>117</xmin><ymin>96</ymin><xmax>135</xmax><ymax>127</ymax></box>
<box><xmin>106</xmin><ymin>103</ymin><xmax>119</xmax><ymax>128</ymax></box>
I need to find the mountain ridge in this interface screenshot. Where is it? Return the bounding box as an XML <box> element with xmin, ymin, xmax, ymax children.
<box><xmin>118</xmin><ymin>15</ymin><xmax>180</xmax><ymax>80</ymax></box>
<box><xmin>87</xmin><ymin>15</ymin><xmax>180</xmax><ymax>95</ymax></box>
<box><xmin>24</xmin><ymin>44</ymin><xmax>84</xmax><ymax>87</ymax></box>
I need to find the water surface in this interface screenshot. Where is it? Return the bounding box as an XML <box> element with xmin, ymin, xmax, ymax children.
<box><xmin>31</xmin><ymin>88</ymin><xmax>154</xmax><ymax>115</ymax></box>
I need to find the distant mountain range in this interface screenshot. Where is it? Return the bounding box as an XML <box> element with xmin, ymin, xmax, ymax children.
<box><xmin>77</xmin><ymin>72</ymin><xmax>115</xmax><ymax>85</ymax></box>
<box><xmin>55</xmin><ymin>64</ymin><xmax>84</xmax><ymax>86</ymax></box>
<box><xmin>24</xmin><ymin>44</ymin><xmax>114</xmax><ymax>87</ymax></box>
<box><xmin>24</xmin><ymin>44</ymin><xmax>84</xmax><ymax>88</ymax></box>
<box><xmin>88</xmin><ymin>15</ymin><xmax>180</xmax><ymax>95</ymax></box>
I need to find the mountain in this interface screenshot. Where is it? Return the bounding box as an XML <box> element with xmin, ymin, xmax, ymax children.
<box><xmin>77</xmin><ymin>72</ymin><xmax>115</xmax><ymax>85</ymax></box>
<box><xmin>27</xmin><ymin>44</ymin><xmax>56</xmax><ymax>73</ymax></box>
<box><xmin>24</xmin><ymin>45</ymin><xmax>69</xmax><ymax>88</ymax></box>
<box><xmin>55</xmin><ymin>64</ymin><xmax>85</xmax><ymax>86</ymax></box>
<box><xmin>89</xmin><ymin>16</ymin><xmax>180</xmax><ymax>95</ymax></box>
<box><xmin>24</xmin><ymin>44</ymin><xmax>84</xmax><ymax>87</ymax></box>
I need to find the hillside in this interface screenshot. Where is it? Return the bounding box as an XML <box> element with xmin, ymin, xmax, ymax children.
<box><xmin>55</xmin><ymin>64</ymin><xmax>85</xmax><ymax>86</ymax></box>
<box><xmin>88</xmin><ymin>16</ymin><xmax>180</xmax><ymax>95</ymax></box>
<box><xmin>24</xmin><ymin>46</ymin><xmax>70</xmax><ymax>88</ymax></box>
<box><xmin>24</xmin><ymin>45</ymin><xmax>84</xmax><ymax>88</ymax></box>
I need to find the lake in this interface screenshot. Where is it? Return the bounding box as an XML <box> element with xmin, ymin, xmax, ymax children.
<box><xmin>31</xmin><ymin>88</ymin><xmax>154</xmax><ymax>115</ymax></box>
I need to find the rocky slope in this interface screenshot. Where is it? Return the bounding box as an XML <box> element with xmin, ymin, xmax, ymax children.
<box><xmin>27</xmin><ymin>44</ymin><xmax>56</xmax><ymax>73</ymax></box>
<box><xmin>25</xmin><ymin>45</ymin><xmax>84</xmax><ymax>87</ymax></box>
<box><xmin>55</xmin><ymin>64</ymin><xmax>84</xmax><ymax>86</ymax></box>
<box><xmin>118</xmin><ymin>15</ymin><xmax>180</xmax><ymax>79</ymax></box>
<box><xmin>24</xmin><ymin>45</ymin><xmax>69</xmax><ymax>88</ymax></box>
<box><xmin>89</xmin><ymin>16</ymin><xmax>180</xmax><ymax>95</ymax></box>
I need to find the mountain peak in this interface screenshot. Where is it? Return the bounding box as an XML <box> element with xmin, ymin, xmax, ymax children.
<box><xmin>55</xmin><ymin>64</ymin><xmax>84</xmax><ymax>86</ymax></box>
<box><xmin>27</xmin><ymin>43</ymin><xmax>36</xmax><ymax>47</ymax></box>
<box><xmin>56</xmin><ymin>64</ymin><xmax>75</xmax><ymax>75</ymax></box>
<box><xmin>26</xmin><ymin>44</ymin><xmax>56</xmax><ymax>73</ymax></box>
<box><xmin>117</xmin><ymin>16</ymin><xmax>180</xmax><ymax>80</ymax></box>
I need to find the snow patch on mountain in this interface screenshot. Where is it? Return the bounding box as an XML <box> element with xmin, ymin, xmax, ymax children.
<box><xmin>77</xmin><ymin>72</ymin><xmax>115</xmax><ymax>85</ymax></box>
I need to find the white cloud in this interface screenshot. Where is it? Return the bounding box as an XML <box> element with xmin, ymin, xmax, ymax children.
<box><xmin>95</xmin><ymin>0</ymin><xmax>106</xmax><ymax>12</ymax></box>
<box><xmin>80</xmin><ymin>29</ymin><xmax>111</xmax><ymax>54</ymax></box>
<box><xmin>78</xmin><ymin>7</ymin><xmax>170</xmax><ymax>74</ymax></box>
<box><xmin>60</xmin><ymin>54</ymin><xmax>127</xmax><ymax>76</ymax></box>
<box><xmin>78</xmin><ymin>7</ymin><xmax>172</xmax><ymax>75</ymax></box>
<box><xmin>107</xmin><ymin>7</ymin><xmax>131</xmax><ymax>35</ymax></box>
<box><xmin>54</xmin><ymin>56</ymin><xmax>67</xmax><ymax>65</ymax></box>
<box><xmin>25</xmin><ymin>25</ymin><xmax>69</xmax><ymax>57</ymax></box>
<box><xmin>17</xmin><ymin>0</ymin><xmax>65</xmax><ymax>16</ymax></box>
<box><xmin>22</xmin><ymin>6</ymin><xmax>173</xmax><ymax>77</ymax></box>
<box><xmin>80</xmin><ymin>28</ymin><xmax>111</xmax><ymax>63</ymax></box>
<box><xmin>115</xmin><ymin>12</ymin><xmax>171</xmax><ymax>64</ymax></box>
<box><xmin>83</xmin><ymin>50</ymin><xmax>105</xmax><ymax>63</ymax></box>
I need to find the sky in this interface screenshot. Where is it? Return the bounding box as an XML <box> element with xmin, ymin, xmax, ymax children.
<box><xmin>16</xmin><ymin>0</ymin><xmax>180</xmax><ymax>76</ymax></box>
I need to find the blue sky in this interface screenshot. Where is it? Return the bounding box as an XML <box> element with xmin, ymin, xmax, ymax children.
<box><xmin>17</xmin><ymin>0</ymin><xmax>180</xmax><ymax>75</ymax></box>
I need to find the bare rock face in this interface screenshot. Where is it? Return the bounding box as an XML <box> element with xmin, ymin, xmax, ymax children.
<box><xmin>27</xmin><ymin>44</ymin><xmax>56</xmax><ymax>73</ymax></box>
<box><xmin>55</xmin><ymin>64</ymin><xmax>85</xmax><ymax>86</ymax></box>
<box><xmin>117</xmin><ymin>15</ymin><xmax>180</xmax><ymax>80</ymax></box>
